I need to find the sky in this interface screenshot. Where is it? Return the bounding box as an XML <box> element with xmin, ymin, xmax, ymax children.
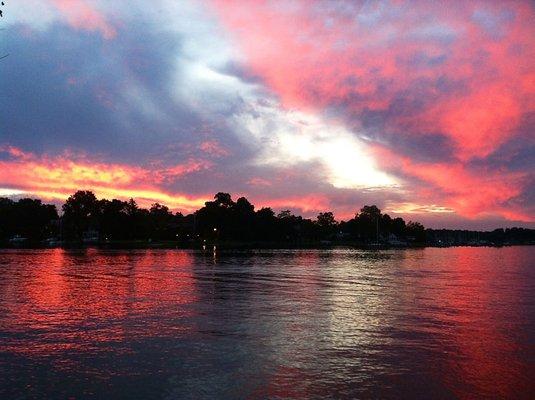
<box><xmin>0</xmin><ymin>0</ymin><xmax>534</xmax><ymax>229</ymax></box>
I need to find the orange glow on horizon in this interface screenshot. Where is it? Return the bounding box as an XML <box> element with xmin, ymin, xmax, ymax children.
<box><xmin>0</xmin><ymin>146</ymin><xmax>209</xmax><ymax>212</ymax></box>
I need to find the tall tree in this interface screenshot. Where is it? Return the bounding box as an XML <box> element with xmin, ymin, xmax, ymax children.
<box><xmin>62</xmin><ymin>191</ymin><xmax>99</xmax><ymax>240</ymax></box>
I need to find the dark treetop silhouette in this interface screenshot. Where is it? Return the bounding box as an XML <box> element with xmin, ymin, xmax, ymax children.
<box><xmin>0</xmin><ymin>191</ymin><xmax>533</xmax><ymax>247</ymax></box>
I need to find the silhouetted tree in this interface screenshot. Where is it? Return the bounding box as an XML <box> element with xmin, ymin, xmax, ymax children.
<box><xmin>98</xmin><ymin>199</ymin><xmax>129</xmax><ymax>240</ymax></box>
<box><xmin>276</xmin><ymin>210</ymin><xmax>300</xmax><ymax>241</ymax></box>
<box><xmin>233</xmin><ymin>197</ymin><xmax>255</xmax><ymax>239</ymax></box>
<box><xmin>316</xmin><ymin>212</ymin><xmax>337</xmax><ymax>239</ymax></box>
<box><xmin>255</xmin><ymin>207</ymin><xmax>277</xmax><ymax>241</ymax></box>
<box><xmin>149</xmin><ymin>203</ymin><xmax>174</xmax><ymax>240</ymax></box>
<box><xmin>196</xmin><ymin>193</ymin><xmax>236</xmax><ymax>239</ymax></box>
<box><xmin>214</xmin><ymin>192</ymin><xmax>234</xmax><ymax>208</ymax></box>
<box><xmin>391</xmin><ymin>217</ymin><xmax>406</xmax><ymax>237</ymax></box>
<box><xmin>277</xmin><ymin>210</ymin><xmax>292</xmax><ymax>219</ymax></box>
<box><xmin>406</xmin><ymin>221</ymin><xmax>426</xmax><ymax>243</ymax></box>
<box><xmin>316</xmin><ymin>212</ymin><xmax>335</xmax><ymax>227</ymax></box>
<box><xmin>356</xmin><ymin>205</ymin><xmax>381</xmax><ymax>241</ymax></box>
<box><xmin>0</xmin><ymin>198</ymin><xmax>15</xmax><ymax>239</ymax></box>
<box><xmin>62</xmin><ymin>190</ymin><xmax>99</xmax><ymax>240</ymax></box>
<box><xmin>235</xmin><ymin>197</ymin><xmax>254</xmax><ymax>214</ymax></box>
<box><xmin>0</xmin><ymin>197</ymin><xmax>57</xmax><ymax>240</ymax></box>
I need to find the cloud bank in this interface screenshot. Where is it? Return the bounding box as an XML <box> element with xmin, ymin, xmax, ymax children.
<box><xmin>0</xmin><ymin>0</ymin><xmax>533</xmax><ymax>228</ymax></box>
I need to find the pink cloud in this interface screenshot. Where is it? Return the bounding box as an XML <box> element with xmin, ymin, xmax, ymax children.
<box><xmin>373</xmin><ymin>146</ymin><xmax>533</xmax><ymax>222</ymax></box>
<box><xmin>209</xmin><ymin>0</ymin><xmax>535</xmax><ymax>220</ymax></box>
<box><xmin>210</xmin><ymin>1</ymin><xmax>534</xmax><ymax>159</ymax></box>
<box><xmin>199</xmin><ymin>140</ymin><xmax>230</xmax><ymax>157</ymax></box>
<box><xmin>50</xmin><ymin>0</ymin><xmax>116</xmax><ymax>39</ymax></box>
<box><xmin>247</xmin><ymin>177</ymin><xmax>272</xmax><ymax>187</ymax></box>
<box><xmin>153</xmin><ymin>160</ymin><xmax>213</xmax><ymax>183</ymax></box>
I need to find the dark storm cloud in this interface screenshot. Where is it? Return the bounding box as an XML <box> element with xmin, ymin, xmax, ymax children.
<box><xmin>0</xmin><ymin>22</ymin><xmax>247</xmax><ymax>166</ymax></box>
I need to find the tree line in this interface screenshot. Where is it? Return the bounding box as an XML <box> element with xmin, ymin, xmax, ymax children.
<box><xmin>2</xmin><ymin>190</ymin><xmax>533</xmax><ymax>247</ymax></box>
<box><xmin>0</xmin><ymin>190</ymin><xmax>427</xmax><ymax>245</ymax></box>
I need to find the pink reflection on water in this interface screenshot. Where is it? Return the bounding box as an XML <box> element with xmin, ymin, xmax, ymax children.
<box><xmin>413</xmin><ymin>247</ymin><xmax>534</xmax><ymax>399</ymax></box>
<box><xmin>0</xmin><ymin>249</ymin><xmax>198</xmax><ymax>358</ymax></box>
<box><xmin>0</xmin><ymin>247</ymin><xmax>533</xmax><ymax>398</ymax></box>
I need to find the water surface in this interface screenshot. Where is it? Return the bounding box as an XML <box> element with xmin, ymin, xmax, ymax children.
<box><xmin>0</xmin><ymin>247</ymin><xmax>534</xmax><ymax>399</ymax></box>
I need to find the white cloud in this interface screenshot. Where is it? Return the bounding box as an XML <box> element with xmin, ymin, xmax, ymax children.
<box><xmin>232</xmin><ymin>100</ymin><xmax>398</xmax><ymax>189</ymax></box>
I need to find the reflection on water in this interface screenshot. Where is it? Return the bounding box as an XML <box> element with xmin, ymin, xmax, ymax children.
<box><xmin>0</xmin><ymin>247</ymin><xmax>533</xmax><ymax>399</ymax></box>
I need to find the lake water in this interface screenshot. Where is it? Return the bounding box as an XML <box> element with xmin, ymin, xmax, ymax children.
<box><xmin>0</xmin><ymin>247</ymin><xmax>533</xmax><ymax>399</ymax></box>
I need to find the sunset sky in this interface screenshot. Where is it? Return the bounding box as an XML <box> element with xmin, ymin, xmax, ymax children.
<box><xmin>0</xmin><ymin>0</ymin><xmax>534</xmax><ymax>229</ymax></box>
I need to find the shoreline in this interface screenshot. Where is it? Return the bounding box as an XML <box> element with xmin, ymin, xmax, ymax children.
<box><xmin>1</xmin><ymin>240</ymin><xmax>533</xmax><ymax>250</ymax></box>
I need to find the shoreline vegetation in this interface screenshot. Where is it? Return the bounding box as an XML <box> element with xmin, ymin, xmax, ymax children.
<box><xmin>1</xmin><ymin>190</ymin><xmax>534</xmax><ymax>249</ymax></box>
